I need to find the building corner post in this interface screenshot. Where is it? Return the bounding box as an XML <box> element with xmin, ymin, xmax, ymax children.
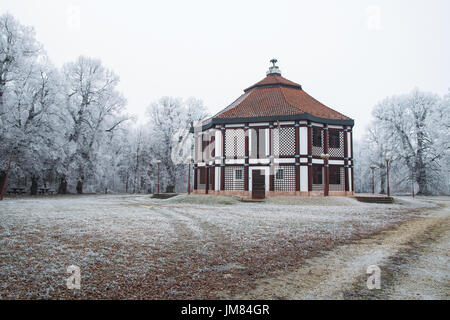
<box><xmin>307</xmin><ymin>121</ymin><xmax>312</xmax><ymax>193</ymax></box>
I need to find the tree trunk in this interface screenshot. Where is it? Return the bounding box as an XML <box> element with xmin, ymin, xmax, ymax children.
<box><xmin>30</xmin><ymin>176</ymin><xmax>38</xmax><ymax>195</ymax></box>
<box><xmin>58</xmin><ymin>176</ymin><xmax>67</xmax><ymax>194</ymax></box>
<box><xmin>76</xmin><ymin>180</ymin><xmax>83</xmax><ymax>194</ymax></box>
<box><xmin>0</xmin><ymin>85</ymin><xmax>4</xmax><ymax>115</ymax></box>
<box><xmin>416</xmin><ymin>169</ymin><xmax>429</xmax><ymax>195</ymax></box>
<box><xmin>379</xmin><ymin>169</ymin><xmax>385</xmax><ymax>194</ymax></box>
<box><xmin>0</xmin><ymin>171</ymin><xmax>5</xmax><ymax>193</ymax></box>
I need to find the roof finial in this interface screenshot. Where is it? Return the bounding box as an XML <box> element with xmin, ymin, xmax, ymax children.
<box><xmin>267</xmin><ymin>58</ymin><xmax>281</xmax><ymax>76</ymax></box>
<box><xmin>270</xmin><ymin>58</ymin><xmax>278</xmax><ymax>67</ymax></box>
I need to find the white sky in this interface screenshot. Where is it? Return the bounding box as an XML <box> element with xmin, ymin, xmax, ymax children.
<box><xmin>2</xmin><ymin>0</ymin><xmax>449</xmax><ymax>139</ymax></box>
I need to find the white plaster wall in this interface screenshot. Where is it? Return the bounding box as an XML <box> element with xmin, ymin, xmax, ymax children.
<box><xmin>225</xmin><ymin>159</ymin><xmax>245</xmax><ymax>164</ymax></box>
<box><xmin>274</xmin><ymin>158</ymin><xmax>295</xmax><ymax>164</ymax></box>
<box><xmin>300</xmin><ymin>126</ymin><xmax>307</xmax><ymax>155</ymax></box>
<box><xmin>300</xmin><ymin>166</ymin><xmax>308</xmax><ymax>192</ymax></box>
<box><xmin>348</xmin><ymin>167</ymin><xmax>352</xmax><ymax>191</ymax></box>
<box><xmin>215</xmin><ymin>129</ymin><xmax>222</xmax><ymax>158</ymax></box>
<box><xmin>215</xmin><ymin>166</ymin><xmax>220</xmax><ymax>191</ymax></box>
<box><xmin>346</xmin><ymin>131</ymin><xmax>352</xmax><ymax>158</ymax></box>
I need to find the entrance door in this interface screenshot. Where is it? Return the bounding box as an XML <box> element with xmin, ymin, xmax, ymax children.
<box><xmin>252</xmin><ymin>170</ymin><xmax>265</xmax><ymax>199</ymax></box>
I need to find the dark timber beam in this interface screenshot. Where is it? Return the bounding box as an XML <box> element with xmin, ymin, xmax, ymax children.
<box><xmin>307</xmin><ymin>121</ymin><xmax>312</xmax><ymax>192</ymax></box>
<box><xmin>295</xmin><ymin>121</ymin><xmax>300</xmax><ymax>192</ymax></box>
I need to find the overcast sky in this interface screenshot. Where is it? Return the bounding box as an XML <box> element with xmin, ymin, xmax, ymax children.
<box><xmin>2</xmin><ymin>0</ymin><xmax>449</xmax><ymax>139</ymax></box>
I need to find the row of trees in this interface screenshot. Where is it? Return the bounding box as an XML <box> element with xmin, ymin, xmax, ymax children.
<box><xmin>355</xmin><ymin>88</ymin><xmax>450</xmax><ymax>195</ymax></box>
<box><xmin>0</xmin><ymin>13</ymin><xmax>207</xmax><ymax>195</ymax></box>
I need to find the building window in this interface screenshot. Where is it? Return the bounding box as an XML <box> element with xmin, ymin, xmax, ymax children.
<box><xmin>312</xmin><ymin>128</ymin><xmax>322</xmax><ymax>147</ymax></box>
<box><xmin>235</xmin><ymin>169</ymin><xmax>243</xmax><ymax>180</ymax></box>
<box><xmin>225</xmin><ymin>129</ymin><xmax>245</xmax><ymax>158</ymax></box>
<box><xmin>329</xmin><ymin>130</ymin><xmax>341</xmax><ymax>148</ymax></box>
<box><xmin>329</xmin><ymin>166</ymin><xmax>341</xmax><ymax>184</ymax></box>
<box><xmin>210</xmin><ymin>136</ymin><xmax>215</xmax><ymax>158</ymax></box>
<box><xmin>199</xmin><ymin>168</ymin><xmax>206</xmax><ymax>184</ymax></box>
<box><xmin>250</xmin><ymin>129</ymin><xmax>267</xmax><ymax>158</ymax></box>
<box><xmin>275</xmin><ymin>168</ymin><xmax>284</xmax><ymax>180</ymax></box>
<box><xmin>273</xmin><ymin>127</ymin><xmax>295</xmax><ymax>156</ymax></box>
<box><xmin>312</xmin><ymin>166</ymin><xmax>323</xmax><ymax>184</ymax></box>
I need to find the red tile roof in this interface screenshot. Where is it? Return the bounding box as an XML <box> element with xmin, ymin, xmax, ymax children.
<box><xmin>214</xmin><ymin>74</ymin><xmax>352</xmax><ymax>122</ymax></box>
<box><xmin>244</xmin><ymin>75</ymin><xmax>302</xmax><ymax>92</ymax></box>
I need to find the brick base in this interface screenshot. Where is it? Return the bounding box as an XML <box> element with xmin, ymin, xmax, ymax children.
<box><xmin>193</xmin><ymin>190</ymin><xmax>354</xmax><ymax>197</ymax></box>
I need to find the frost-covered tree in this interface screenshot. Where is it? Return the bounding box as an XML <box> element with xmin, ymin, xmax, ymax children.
<box><xmin>356</xmin><ymin>88</ymin><xmax>450</xmax><ymax>195</ymax></box>
<box><xmin>0</xmin><ymin>13</ymin><xmax>41</xmax><ymax>116</ymax></box>
<box><xmin>0</xmin><ymin>14</ymin><xmax>62</xmax><ymax>194</ymax></box>
<box><xmin>146</xmin><ymin>97</ymin><xmax>208</xmax><ymax>192</ymax></box>
<box><xmin>61</xmin><ymin>56</ymin><xmax>127</xmax><ymax>193</ymax></box>
<box><xmin>0</xmin><ymin>13</ymin><xmax>209</xmax><ymax>196</ymax></box>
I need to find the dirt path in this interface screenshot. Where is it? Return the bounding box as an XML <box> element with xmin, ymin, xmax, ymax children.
<box><xmin>229</xmin><ymin>200</ymin><xmax>450</xmax><ymax>300</ymax></box>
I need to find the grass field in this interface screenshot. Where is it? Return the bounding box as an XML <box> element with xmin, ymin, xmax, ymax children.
<box><xmin>0</xmin><ymin>194</ymin><xmax>435</xmax><ymax>299</ymax></box>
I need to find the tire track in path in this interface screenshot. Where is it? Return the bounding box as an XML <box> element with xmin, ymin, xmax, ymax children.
<box><xmin>228</xmin><ymin>200</ymin><xmax>449</xmax><ymax>299</ymax></box>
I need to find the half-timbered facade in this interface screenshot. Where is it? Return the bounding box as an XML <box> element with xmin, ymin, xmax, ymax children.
<box><xmin>191</xmin><ymin>60</ymin><xmax>354</xmax><ymax>197</ymax></box>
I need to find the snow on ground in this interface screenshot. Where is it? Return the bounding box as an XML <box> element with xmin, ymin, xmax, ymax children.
<box><xmin>0</xmin><ymin>194</ymin><xmax>435</xmax><ymax>299</ymax></box>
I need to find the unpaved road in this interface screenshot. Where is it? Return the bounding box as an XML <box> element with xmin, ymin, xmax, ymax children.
<box><xmin>229</xmin><ymin>199</ymin><xmax>450</xmax><ymax>300</ymax></box>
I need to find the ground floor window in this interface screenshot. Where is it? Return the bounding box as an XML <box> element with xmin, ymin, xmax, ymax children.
<box><xmin>274</xmin><ymin>166</ymin><xmax>295</xmax><ymax>191</ymax></box>
<box><xmin>235</xmin><ymin>169</ymin><xmax>243</xmax><ymax>180</ymax></box>
<box><xmin>275</xmin><ymin>168</ymin><xmax>284</xmax><ymax>180</ymax></box>
<box><xmin>199</xmin><ymin>168</ymin><xmax>206</xmax><ymax>184</ymax></box>
<box><xmin>224</xmin><ymin>166</ymin><xmax>244</xmax><ymax>190</ymax></box>
<box><xmin>329</xmin><ymin>166</ymin><xmax>345</xmax><ymax>191</ymax></box>
<box><xmin>312</xmin><ymin>166</ymin><xmax>323</xmax><ymax>185</ymax></box>
<box><xmin>329</xmin><ymin>166</ymin><xmax>341</xmax><ymax>185</ymax></box>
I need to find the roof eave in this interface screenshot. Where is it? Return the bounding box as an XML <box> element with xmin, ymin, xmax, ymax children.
<box><xmin>190</xmin><ymin>113</ymin><xmax>354</xmax><ymax>132</ymax></box>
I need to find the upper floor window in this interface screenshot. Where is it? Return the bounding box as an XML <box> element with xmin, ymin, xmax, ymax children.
<box><xmin>202</xmin><ymin>139</ymin><xmax>209</xmax><ymax>154</ymax></box>
<box><xmin>225</xmin><ymin>129</ymin><xmax>245</xmax><ymax>158</ymax></box>
<box><xmin>273</xmin><ymin>127</ymin><xmax>295</xmax><ymax>156</ymax></box>
<box><xmin>329</xmin><ymin>130</ymin><xmax>341</xmax><ymax>149</ymax></box>
<box><xmin>250</xmin><ymin>128</ymin><xmax>267</xmax><ymax>158</ymax></box>
<box><xmin>312</xmin><ymin>128</ymin><xmax>322</xmax><ymax>147</ymax></box>
<box><xmin>201</xmin><ymin>135</ymin><xmax>215</xmax><ymax>160</ymax></box>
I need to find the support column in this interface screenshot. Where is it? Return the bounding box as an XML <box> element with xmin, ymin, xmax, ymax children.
<box><xmin>210</xmin><ymin>165</ymin><xmax>215</xmax><ymax>192</ymax></box>
<box><xmin>210</xmin><ymin>134</ymin><xmax>215</xmax><ymax>192</ymax></box>
<box><xmin>344</xmin><ymin>127</ymin><xmax>349</xmax><ymax>192</ymax></box>
<box><xmin>324</xmin><ymin>125</ymin><xmax>329</xmax><ymax>196</ymax></box>
<box><xmin>221</xmin><ymin>127</ymin><xmax>226</xmax><ymax>191</ymax></box>
<box><xmin>295</xmin><ymin>121</ymin><xmax>300</xmax><ymax>192</ymax></box>
<box><xmin>307</xmin><ymin>122</ymin><xmax>312</xmax><ymax>192</ymax></box>
<box><xmin>193</xmin><ymin>166</ymin><xmax>198</xmax><ymax>190</ymax></box>
<box><xmin>205</xmin><ymin>166</ymin><xmax>209</xmax><ymax>194</ymax></box>
<box><xmin>350</xmin><ymin>128</ymin><xmax>354</xmax><ymax>193</ymax></box>
<box><xmin>244</xmin><ymin>123</ymin><xmax>249</xmax><ymax>191</ymax></box>
<box><xmin>269</xmin><ymin>126</ymin><xmax>274</xmax><ymax>191</ymax></box>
